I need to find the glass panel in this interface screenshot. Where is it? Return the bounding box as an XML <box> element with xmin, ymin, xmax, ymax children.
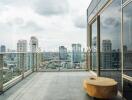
<box><xmin>88</xmin><ymin>7</ymin><xmax>98</xmax><ymax>22</ymax></box>
<box><xmin>98</xmin><ymin>0</ymin><xmax>108</xmax><ymax>12</ymax></box>
<box><xmin>91</xmin><ymin>20</ymin><xmax>97</xmax><ymax>71</ymax></box>
<box><xmin>2</xmin><ymin>52</ymin><xmax>35</xmax><ymax>84</ymax></box>
<box><xmin>123</xmin><ymin>2</ymin><xmax>132</xmax><ymax>77</ymax></box>
<box><xmin>88</xmin><ymin>0</ymin><xmax>109</xmax><ymax>22</ymax></box>
<box><xmin>3</xmin><ymin>53</ymin><xmax>22</xmax><ymax>84</ymax></box>
<box><xmin>88</xmin><ymin>0</ymin><xmax>98</xmax><ymax>17</ymax></box>
<box><xmin>100</xmin><ymin>0</ymin><xmax>122</xmax><ymax>90</ymax></box>
<box><xmin>38</xmin><ymin>50</ymin><xmax>87</xmax><ymax>71</ymax></box>
<box><xmin>123</xmin><ymin>78</ymin><xmax>132</xmax><ymax>100</ymax></box>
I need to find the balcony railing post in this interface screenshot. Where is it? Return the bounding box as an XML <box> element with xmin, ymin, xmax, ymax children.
<box><xmin>0</xmin><ymin>54</ymin><xmax>3</xmax><ymax>93</ymax></box>
<box><xmin>32</xmin><ymin>52</ymin><xmax>37</xmax><ymax>72</ymax></box>
<box><xmin>35</xmin><ymin>52</ymin><xmax>37</xmax><ymax>72</ymax></box>
<box><xmin>32</xmin><ymin>53</ymin><xmax>35</xmax><ymax>72</ymax></box>
<box><xmin>22</xmin><ymin>53</ymin><xmax>25</xmax><ymax>79</ymax></box>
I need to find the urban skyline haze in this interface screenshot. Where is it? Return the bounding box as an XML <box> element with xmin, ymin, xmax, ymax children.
<box><xmin>0</xmin><ymin>0</ymin><xmax>91</xmax><ymax>51</ymax></box>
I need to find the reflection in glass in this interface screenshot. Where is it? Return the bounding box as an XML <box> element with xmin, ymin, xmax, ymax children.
<box><xmin>100</xmin><ymin>0</ymin><xmax>121</xmax><ymax>90</ymax></box>
<box><xmin>88</xmin><ymin>0</ymin><xmax>109</xmax><ymax>21</ymax></box>
<box><xmin>100</xmin><ymin>0</ymin><xmax>121</xmax><ymax>69</ymax></box>
<box><xmin>123</xmin><ymin>78</ymin><xmax>132</xmax><ymax>100</ymax></box>
<box><xmin>123</xmin><ymin>2</ymin><xmax>132</xmax><ymax>77</ymax></box>
<box><xmin>91</xmin><ymin>20</ymin><xmax>97</xmax><ymax>71</ymax></box>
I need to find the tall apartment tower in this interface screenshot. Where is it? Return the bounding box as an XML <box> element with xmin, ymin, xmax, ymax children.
<box><xmin>0</xmin><ymin>45</ymin><xmax>6</xmax><ymax>52</ymax></box>
<box><xmin>72</xmin><ymin>44</ymin><xmax>81</xmax><ymax>64</ymax></box>
<box><xmin>59</xmin><ymin>46</ymin><xmax>67</xmax><ymax>60</ymax></box>
<box><xmin>30</xmin><ymin>36</ymin><xmax>38</xmax><ymax>52</ymax></box>
<box><xmin>17</xmin><ymin>40</ymin><xmax>27</xmax><ymax>70</ymax></box>
<box><xmin>30</xmin><ymin>36</ymin><xmax>39</xmax><ymax>71</ymax></box>
<box><xmin>102</xmin><ymin>40</ymin><xmax>112</xmax><ymax>69</ymax></box>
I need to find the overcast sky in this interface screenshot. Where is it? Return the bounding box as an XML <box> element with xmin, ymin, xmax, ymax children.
<box><xmin>0</xmin><ymin>0</ymin><xmax>91</xmax><ymax>52</ymax></box>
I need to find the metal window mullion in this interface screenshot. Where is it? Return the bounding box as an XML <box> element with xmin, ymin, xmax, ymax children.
<box><xmin>121</xmin><ymin>0</ymin><xmax>124</xmax><ymax>95</ymax></box>
<box><xmin>97</xmin><ymin>16</ymin><xmax>100</xmax><ymax>76</ymax></box>
<box><xmin>0</xmin><ymin>54</ymin><xmax>3</xmax><ymax>93</ymax></box>
<box><xmin>90</xmin><ymin>24</ymin><xmax>92</xmax><ymax>70</ymax></box>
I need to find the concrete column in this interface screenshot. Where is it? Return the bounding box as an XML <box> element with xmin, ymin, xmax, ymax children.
<box><xmin>0</xmin><ymin>54</ymin><xmax>3</xmax><ymax>93</ymax></box>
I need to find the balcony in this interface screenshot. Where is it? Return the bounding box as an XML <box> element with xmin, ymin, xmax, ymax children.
<box><xmin>0</xmin><ymin>72</ymin><xmax>122</xmax><ymax>100</ymax></box>
<box><xmin>0</xmin><ymin>52</ymin><xmax>123</xmax><ymax>100</ymax></box>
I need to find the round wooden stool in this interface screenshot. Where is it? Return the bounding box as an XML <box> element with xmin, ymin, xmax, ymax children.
<box><xmin>83</xmin><ymin>77</ymin><xmax>118</xmax><ymax>99</ymax></box>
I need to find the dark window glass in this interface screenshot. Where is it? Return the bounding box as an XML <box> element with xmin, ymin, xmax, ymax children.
<box><xmin>91</xmin><ymin>20</ymin><xmax>97</xmax><ymax>72</ymax></box>
<box><xmin>123</xmin><ymin>2</ymin><xmax>132</xmax><ymax>77</ymax></box>
<box><xmin>123</xmin><ymin>78</ymin><xmax>132</xmax><ymax>100</ymax></box>
<box><xmin>100</xmin><ymin>0</ymin><xmax>122</xmax><ymax>90</ymax></box>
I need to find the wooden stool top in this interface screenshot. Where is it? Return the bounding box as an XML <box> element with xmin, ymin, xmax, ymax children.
<box><xmin>85</xmin><ymin>77</ymin><xmax>117</xmax><ymax>86</ymax></box>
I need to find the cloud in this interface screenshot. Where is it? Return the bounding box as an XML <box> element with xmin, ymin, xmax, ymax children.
<box><xmin>73</xmin><ymin>15</ymin><xmax>87</xmax><ymax>29</ymax></box>
<box><xmin>0</xmin><ymin>0</ymin><xmax>33</xmax><ymax>6</ymax></box>
<box><xmin>0</xmin><ymin>0</ymin><xmax>90</xmax><ymax>51</ymax></box>
<box><xmin>100</xmin><ymin>1</ymin><xmax>121</xmax><ymax>30</ymax></box>
<box><xmin>20</xmin><ymin>21</ymin><xmax>44</xmax><ymax>33</ymax></box>
<box><xmin>123</xmin><ymin>3</ymin><xmax>132</xmax><ymax>18</ymax></box>
<box><xmin>102</xmin><ymin>17</ymin><xmax>120</xmax><ymax>28</ymax></box>
<box><xmin>0</xmin><ymin>18</ymin><xmax>44</xmax><ymax>34</ymax></box>
<box><xmin>34</xmin><ymin>0</ymin><xmax>69</xmax><ymax>16</ymax></box>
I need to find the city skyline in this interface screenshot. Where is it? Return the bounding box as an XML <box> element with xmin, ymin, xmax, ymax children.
<box><xmin>0</xmin><ymin>0</ymin><xmax>90</xmax><ymax>51</ymax></box>
<box><xmin>0</xmin><ymin>36</ymin><xmax>85</xmax><ymax>52</ymax></box>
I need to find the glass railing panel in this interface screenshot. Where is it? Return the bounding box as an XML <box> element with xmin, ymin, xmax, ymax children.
<box><xmin>3</xmin><ymin>53</ymin><xmax>22</xmax><ymax>84</ymax></box>
<box><xmin>2</xmin><ymin>52</ymin><xmax>40</xmax><ymax>85</ymax></box>
<box><xmin>38</xmin><ymin>51</ymin><xmax>87</xmax><ymax>71</ymax></box>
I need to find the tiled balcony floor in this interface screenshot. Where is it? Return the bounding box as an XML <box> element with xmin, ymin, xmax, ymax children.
<box><xmin>0</xmin><ymin>72</ymin><xmax>122</xmax><ymax>100</ymax></box>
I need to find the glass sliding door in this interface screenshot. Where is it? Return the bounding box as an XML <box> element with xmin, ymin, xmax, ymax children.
<box><xmin>99</xmin><ymin>0</ymin><xmax>122</xmax><ymax>91</ymax></box>
<box><xmin>123</xmin><ymin>1</ymin><xmax>132</xmax><ymax>100</ymax></box>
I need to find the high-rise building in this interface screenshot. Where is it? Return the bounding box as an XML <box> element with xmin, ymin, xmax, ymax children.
<box><xmin>101</xmin><ymin>40</ymin><xmax>112</xmax><ymax>68</ymax></box>
<box><xmin>59</xmin><ymin>46</ymin><xmax>67</xmax><ymax>60</ymax></box>
<box><xmin>102</xmin><ymin>40</ymin><xmax>112</xmax><ymax>52</ymax></box>
<box><xmin>17</xmin><ymin>40</ymin><xmax>27</xmax><ymax>70</ymax></box>
<box><xmin>29</xmin><ymin>36</ymin><xmax>39</xmax><ymax>71</ymax></box>
<box><xmin>72</xmin><ymin>44</ymin><xmax>81</xmax><ymax>63</ymax></box>
<box><xmin>30</xmin><ymin>36</ymin><xmax>38</xmax><ymax>52</ymax></box>
<box><xmin>0</xmin><ymin>45</ymin><xmax>6</xmax><ymax>52</ymax></box>
<box><xmin>111</xmin><ymin>49</ymin><xmax>120</xmax><ymax>68</ymax></box>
